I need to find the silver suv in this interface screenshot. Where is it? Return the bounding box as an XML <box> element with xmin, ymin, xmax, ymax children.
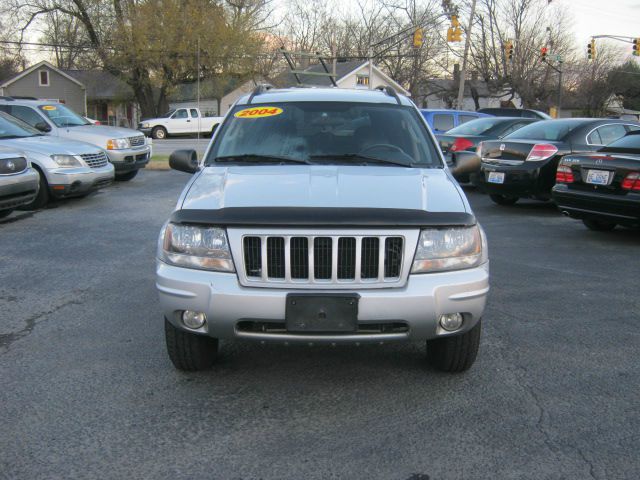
<box><xmin>157</xmin><ymin>86</ymin><xmax>489</xmax><ymax>373</ymax></box>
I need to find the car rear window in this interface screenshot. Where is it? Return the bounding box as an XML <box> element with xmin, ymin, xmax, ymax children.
<box><xmin>459</xmin><ymin>114</ymin><xmax>478</xmax><ymax>125</ymax></box>
<box><xmin>432</xmin><ymin>114</ymin><xmax>455</xmax><ymax>132</ymax></box>
<box><xmin>600</xmin><ymin>134</ymin><xmax>640</xmax><ymax>151</ymax></box>
<box><xmin>446</xmin><ymin>118</ymin><xmax>505</xmax><ymax>136</ymax></box>
<box><xmin>207</xmin><ymin>102</ymin><xmax>442</xmax><ymax>167</ymax></box>
<box><xmin>503</xmin><ymin>120</ymin><xmax>584</xmax><ymax>141</ymax></box>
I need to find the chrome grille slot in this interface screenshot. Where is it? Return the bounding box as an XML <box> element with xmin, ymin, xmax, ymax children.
<box><xmin>239</xmin><ymin>233</ymin><xmax>407</xmax><ymax>288</ymax></box>
<box><xmin>128</xmin><ymin>136</ymin><xmax>145</xmax><ymax>147</ymax></box>
<box><xmin>80</xmin><ymin>152</ymin><xmax>109</xmax><ymax>168</ymax></box>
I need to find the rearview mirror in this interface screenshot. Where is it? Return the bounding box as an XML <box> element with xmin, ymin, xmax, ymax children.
<box><xmin>451</xmin><ymin>151</ymin><xmax>481</xmax><ymax>177</ymax></box>
<box><xmin>169</xmin><ymin>149</ymin><xmax>199</xmax><ymax>174</ymax></box>
<box><xmin>34</xmin><ymin>121</ymin><xmax>52</xmax><ymax>133</ymax></box>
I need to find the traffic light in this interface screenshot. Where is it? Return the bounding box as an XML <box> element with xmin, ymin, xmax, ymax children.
<box><xmin>447</xmin><ymin>16</ymin><xmax>463</xmax><ymax>42</ymax></box>
<box><xmin>587</xmin><ymin>39</ymin><xmax>596</xmax><ymax>60</ymax></box>
<box><xmin>504</xmin><ymin>40</ymin><xmax>514</xmax><ymax>61</ymax></box>
<box><xmin>633</xmin><ymin>38</ymin><xmax>640</xmax><ymax>56</ymax></box>
<box><xmin>413</xmin><ymin>28</ymin><xmax>424</xmax><ymax>48</ymax></box>
<box><xmin>540</xmin><ymin>47</ymin><xmax>548</xmax><ymax>61</ymax></box>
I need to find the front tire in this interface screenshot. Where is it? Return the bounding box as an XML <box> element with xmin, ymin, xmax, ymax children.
<box><xmin>152</xmin><ymin>126</ymin><xmax>167</xmax><ymax>140</ymax></box>
<box><xmin>115</xmin><ymin>170</ymin><xmax>139</xmax><ymax>182</ymax></box>
<box><xmin>164</xmin><ymin>318</ymin><xmax>219</xmax><ymax>371</ymax></box>
<box><xmin>489</xmin><ymin>194</ymin><xmax>518</xmax><ymax>206</ymax></box>
<box><xmin>21</xmin><ymin>169</ymin><xmax>49</xmax><ymax>210</ymax></box>
<box><xmin>427</xmin><ymin>320</ymin><xmax>481</xmax><ymax>373</ymax></box>
<box><xmin>582</xmin><ymin>218</ymin><xmax>616</xmax><ymax>231</ymax></box>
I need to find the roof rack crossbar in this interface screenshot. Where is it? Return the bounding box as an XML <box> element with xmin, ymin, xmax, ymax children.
<box><xmin>376</xmin><ymin>85</ymin><xmax>402</xmax><ymax>105</ymax></box>
<box><xmin>247</xmin><ymin>83</ymin><xmax>274</xmax><ymax>104</ymax></box>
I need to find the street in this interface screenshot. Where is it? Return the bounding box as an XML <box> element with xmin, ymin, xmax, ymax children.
<box><xmin>151</xmin><ymin>138</ymin><xmax>210</xmax><ymax>158</ymax></box>
<box><xmin>1</xmin><ymin>170</ymin><xmax>639</xmax><ymax>480</ymax></box>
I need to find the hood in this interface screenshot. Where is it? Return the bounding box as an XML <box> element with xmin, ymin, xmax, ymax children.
<box><xmin>0</xmin><ymin>136</ymin><xmax>105</xmax><ymax>156</ymax></box>
<box><xmin>181</xmin><ymin>165</ymin><xmax>467</xmax><ymax>213</ymax></box>
<box><xmin>58</xmin><ymin>124</ymin><xmax>144</xmax><ymax>141</ymax></box>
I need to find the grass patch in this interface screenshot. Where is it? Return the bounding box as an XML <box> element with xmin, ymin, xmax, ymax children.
<box><xmin>147</xmin><ymin>154</ymin><xmax>170</xmax><ymax>170</ymax></box>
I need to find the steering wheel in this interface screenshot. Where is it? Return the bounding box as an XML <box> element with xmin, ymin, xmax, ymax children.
<box><xmin>359</xmin><ymin>143</ymin><xmax>406</xmax><ymax>155</ymax></box>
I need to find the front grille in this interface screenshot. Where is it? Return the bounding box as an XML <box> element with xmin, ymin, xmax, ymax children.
<box><xmin>128</xmin><ymin>136</ymin><xmax>145</xmax><ymax>147</ymax></box>
<box><xmin>81</xmin><ymin>152</ymin><xmax>109</xmax><ymax>168</ymax></box>
<box><xmin>241</xmin><ymin>235</ymin><xmax>404</xmax><ymax>285</ymax></box>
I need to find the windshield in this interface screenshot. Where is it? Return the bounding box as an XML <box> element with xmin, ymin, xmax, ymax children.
<box><xmin>206</xmin><ymin>102</ymin><xmax>442</xmax><ymax>167</ymax></box>
<box><xmin>160</xmin><ymin>109</ymin><xmax>176</xmax><ymax>118</ymax></box>
<box><xmin>446</xmin><ymin>118</ymin><xmax>508</xmax><ymax>136</ymax></box>
<box><xmin>38</xmin><ymin>104</ymin><xmax>89</xmax><ymax>127</ymax></box>
<box><xmin>503</xmin><ymin>119</ymin><xmax>584</xmax><ymax>141</ymax></box>
<box><xmin>0</xmin><ymin>111</ymin><xmax>41</xmax><ymax>138</ymax></box>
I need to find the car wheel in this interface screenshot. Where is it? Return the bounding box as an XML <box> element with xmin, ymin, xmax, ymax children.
<box><xmin>489</xmin><ymin>194</ymin><xmax>518</xmax><ymax>206</ymax></box>
<box><xmin>0</xmin><ymin>209</ymin><xmax>13</xmax><ymax>219</ymax></box>
<box><xmin>582</xmin><ymin>219</ymin><xmax>616</xmax><ymax>231</ymax></box>
<box><xmin>21</xmin><ymin>169</ymin><xmax>49</xmax><ymax>210</ymax></box>
<box><xmin>427</xmin><ymin>319</ymin><xmax>481</xmax><ymax>373</ymax></box>
<box><xmin>115</xmin><ymin>170</ymin><xmax>138</xmax><ymax>182</ymax></box>
<box><xmin>164</xmin><ymin>318</ymin><xmax>219</xmax><ymax>371</ymax></box>
<box><xmin>152</xmin><ymin>126</ymin><xmax>167</xmax><ymax>140</ymax></box>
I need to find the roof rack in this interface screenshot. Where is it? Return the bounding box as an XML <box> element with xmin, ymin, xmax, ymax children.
<box><xmin>0</xmin><ymin>96</ymin><xmax>15</xmax><ymax>101</ymax></box>
<box><xmin>375</xmin><ymin>85</ymin><xmax>402</xmax><ymax>105</ymax></box>
<box><xmin>247</xmin><ymin>83</ymin><xmax>274</xmax><ymax>104</ymax></box>
<box><xmin>11</xmin><ymin>96</ymin><xmax>38</xmax><ymax>100</ymax></box>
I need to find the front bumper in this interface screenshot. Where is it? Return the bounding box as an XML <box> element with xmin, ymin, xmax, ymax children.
<box><xmin>106</xmin><ymin>145</ymin><xmax>151</xmax><ymax>172</ymax></box>
<box><xmin>138</xmin><ymin>127</ymin><xmax>153</xmax><ymax>136</ymax></box>
<box><xmin>0</xmin><ymin>169</ymin><xmax>39</xmax><ymax>211</ymax></box>
<box><xmin>552</xmin><ymin>185</ymin><xmax>640</xmax><ymax>226</ymax></box>
<box><xmin>156</xmin><ymin>261</ymin><xmax>490</xmax><ymax>344</ymax></box>
<box><xmin>47</xmin><ymin>163</ymin><xmax>115</xmax><ymax>198</ymax></box>
<box><xmin>476</xmin><ymin>161</ymin><xmax>556</xmax><ymax>198</ymax></box>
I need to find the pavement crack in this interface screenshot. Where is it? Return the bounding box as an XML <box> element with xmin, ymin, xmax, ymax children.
<box><xmin>0</xmin><ymin>290</ymin><xmax>88</xmax><ymax>352</ymax></box>
<box><xmin>575</xmin><ymin>446</ymin><xmax>598</xmax><ymax>480</ymax></box>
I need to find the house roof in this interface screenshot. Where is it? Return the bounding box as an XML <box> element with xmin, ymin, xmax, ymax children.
<box><xmin>63</xmin><ymin>70</ymin><xmax>133</xmax><ymax>100</ymax></box>
<box><xmin>0</xmin><ymin>60</ymin><xmax>85</xmax><ymax>89</ymax></box>
<box><xmin>424</xmin><ymin>78</ymin><xmax>492</xmax><ymax>97</ymax></box>
<box><xmin>169</xmin><ymin>76</ymin><xmax>257</xmax><ymax>102</ymax></box>
<box><xmin>270</xmin><ymin>60</ymin><xmax>409</xmax><ymax>95</ymax></box>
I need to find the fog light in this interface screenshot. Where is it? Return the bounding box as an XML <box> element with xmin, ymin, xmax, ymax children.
<box><xmin>182</xmin><ymin>310</ymin><xmax>206</xmax><ymax>329</ymax></box>
<box><xmin>439</xmin><ymin>313</ymin><xmax>463</xmax><ymax>331</ymax></box>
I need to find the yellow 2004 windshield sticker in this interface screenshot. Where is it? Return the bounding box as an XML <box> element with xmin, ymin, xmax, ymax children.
<box><xmin>235</xmin><ymin>107</ymin><xmax>283</xmax><ymax>119</ymax></box>
<box><xmin>42</xmin><ymin>105</ymin><xmax>57</xmax><ymax>111</ymax></box>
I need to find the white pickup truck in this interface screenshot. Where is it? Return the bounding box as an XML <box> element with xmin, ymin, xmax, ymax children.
<box><xmin>138</xmin><ymin>107</ymin><xmax>223</xmax><ymax>139</ymax></box>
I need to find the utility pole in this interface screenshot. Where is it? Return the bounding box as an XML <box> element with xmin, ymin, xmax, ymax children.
<box><xmin>368</xmin><ymin>47</ymin><xmax>374</xmax><ymax>90</ymax></box>
<box><xmin>456</xmin><ymin>0</ymin><xmax>477</xmax><ymax>110</ymax></box>
<box><xmin>196</xmin><ymin>37</ymin><xmax>200</xmax><ymax>143</ymax></box>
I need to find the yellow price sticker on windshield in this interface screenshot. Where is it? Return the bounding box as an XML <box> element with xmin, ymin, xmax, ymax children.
<box><xmin>42</xmin><ymin>105</ymin><xmax>57</xmax><ymax>111</ymax></box>
<box><xmin>235</xmin><ymin>107</ymin><xmax>283</xmax><ymax>119</ymax></box>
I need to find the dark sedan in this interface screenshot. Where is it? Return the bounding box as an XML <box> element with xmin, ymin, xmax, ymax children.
<box><xmin>552</xmin><ymin>132</ymin><xmax>640</xmax><ymax>231</ymax></box>
<box><xmin>437</xmin><ymin>117</ymin><xmax>538</xmax><ymax>180</ymax></box>
<box><xmin>475</xmin><ymin>119</ymin><xmax>640</xmax><ymax>205</ymax></box>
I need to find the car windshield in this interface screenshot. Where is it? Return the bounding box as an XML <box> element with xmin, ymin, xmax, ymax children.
<box><xmin>445</xmin><ymin>118</ymin><xmax>507</xmax><ymax>136</ymax></box>
<box><xmin>503</xmin><ymin>119</ymin><xmax>584</xmax><ymax>141</ymax></box>
<box><xmin>160</xmin><ymin>109</ymin><xmax>176</xmax><ymax>118</ymax></box>
<box><xmin>0</xmin><ymin>111</ymin><xmax>42</xmax><ymax>138</ymax></box>
<box><xmin>206</xmin><ymin>102</ymin><xmax>442</xmax><ymax>167</ymax></box>
<box><xmin>38</xmin><ymin>104</ymin><xmax>89</xmax><ymax>127</ymax></box>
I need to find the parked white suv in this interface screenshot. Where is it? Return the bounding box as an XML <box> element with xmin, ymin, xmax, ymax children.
<box><xmin>157</xmin><ymin>86</ymin><xmax>489</xmax><ymax>373</ymax></box>
<box><xmin>0</xmin><ymin>98</ymin><xmax>150</xmax><ymax>181</ymax></box>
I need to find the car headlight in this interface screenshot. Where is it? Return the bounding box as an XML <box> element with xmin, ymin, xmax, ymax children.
<box><xmin>106</xmin><ymin>138</ymin><xmax>130</xmax><ymax>150</ymax></box>
<box><xmin>411</xmin><ymin>225</ymin><xmax>487</xmax><ymax>273</ymax></box>
<box><xmin>158</xmin><ymin>223</ymin><xmax>235</xmax><ymax>272</ymax></box>
<box><xmin>51</xmin><ymin>154</ymin><xmax>82</xmax><ymax>168</ymax></box>
<box><xmin>141</xmin><ymin>123</ymin><xmax>150</xmax><ymax>129</ymax></box>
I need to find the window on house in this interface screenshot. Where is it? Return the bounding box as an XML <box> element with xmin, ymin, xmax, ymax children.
<box><xmin>39</xmin><ymin>70</ymin><xmax>50</xmax><ymax>86</ymax></box>
<box><xmin>356</xmin><ymin>75</ymin><xmax>370</xmax><ymax>87</ymax></box>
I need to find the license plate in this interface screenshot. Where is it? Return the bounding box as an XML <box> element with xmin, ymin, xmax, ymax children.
<box><xmin>285</xmin><ymin>294</ymin><xmax>359</xmax><ymax>332</ymax></box>
<box><xmin>487</xmin><ymin>171</ymin><xmax>505</xmax><ymax>184</ymax></box>
<box><xmin>585</xmin><ymin>170</ymin><xmax>611</xmax><ymax>185</ymax></box>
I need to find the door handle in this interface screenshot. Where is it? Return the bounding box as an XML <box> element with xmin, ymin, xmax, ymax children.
<box><xmin>186</xmin><ymin>120</ymin><xmax>191</xmax><ymax>122</ymax></box>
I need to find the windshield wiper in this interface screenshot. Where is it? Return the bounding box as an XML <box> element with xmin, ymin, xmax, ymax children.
<box><xmin>308</xmin><ymin>154</ymin><xmax>413</xmax><ymax>167</ymax></box>
<box><xmin>211</xmin><ymin>154</ymin><xmax>311</xmax><ymax>165</ymax></box>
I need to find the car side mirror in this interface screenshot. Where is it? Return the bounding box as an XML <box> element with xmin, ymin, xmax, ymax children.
<box><xmin>451</xmin><ymin>151</ymin><xmax>481</xmax><ymax>177</ymax></box>
<box><xmin>35</xmin><ymin>122</ymin><xmax>52</xmax><ymax>133</ymax></box>
<box><xmin>169</xmin><ymin>149</ymin><xmax>199</xmax><ymax>174</ymax></box>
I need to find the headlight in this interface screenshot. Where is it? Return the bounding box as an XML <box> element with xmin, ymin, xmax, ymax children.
<box><xmin>106</xmin><ymin>138</ymin><xmax>130</xmax><ymax>150</ymax></box>
<box><xmin>158</xmin><ymin>223</ymin><xmax>234</xmax><ymax>272</ymax></box>
<box><xmin>51</xmin><ymin>154</ymin><xmax>82</xmax><ymax>168</ymax></box>
<box><xmin>411</xmin><ymin>225</ymin><xmax>487</xmax><ymax>273</ymax></box>
<box><xmin>141</xmin><ymin>123</ymin><xmax>150</xmax><ymax>128</ymax></box>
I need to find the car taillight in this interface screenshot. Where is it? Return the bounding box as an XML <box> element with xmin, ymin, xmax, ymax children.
<box><xmin>450</xmin><ymin>137</ymin><xmax>474</xmax><ymax>152</ymax></box>
<box><xmin>476</xmin><ymin>142</ymin><xmax>483</xmax><ymax>157</ymax></box>
<box><xmin>526</xmin><ymin>144</ymin><xmax>558</xmax><ymax>162</ymax></box>
<box><xmin>622</xmin><ymin>172</ymin><xmax>640</xmax><ymax>191</ymax></box>
<box><xmin>555</xmin><ymin>165</ymin><xmax>574</xmax><ymax>184</ymax></box>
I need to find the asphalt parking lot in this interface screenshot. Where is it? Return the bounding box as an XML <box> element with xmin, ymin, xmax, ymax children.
<box><xmin>1</xmin><ymin>170</ymin><xmax>639</xmax><ymax>480</ymax></box>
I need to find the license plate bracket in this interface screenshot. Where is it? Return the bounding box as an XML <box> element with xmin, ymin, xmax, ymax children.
<box><xmin>585</xmin><ymin>169</ymin><xmax>611</xmax><ymax>185</ymax></box>
<box><xmin>487</xmin><ymin>171</ymin><xmax>505</xmax><ymax>184</ymax></box>
<box><xmin>285</xmin><ymin>294</ymin><xmax>359</xmax><ymax>332</ymax></box>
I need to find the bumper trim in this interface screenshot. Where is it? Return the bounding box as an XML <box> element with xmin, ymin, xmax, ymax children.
<box><xmin>234</xmin><ymin>330</ymin><xmax>410</xmax><ymax>344</ymax></box>
<box><xmin>449</xmin><ymin>286</ymin><xmax>490</xmax><ymax>301</ymax></box>
<box><xmin>155</xmin><ymin>283</ymin><xmax>198</xmax><ymax>298</ymax></box>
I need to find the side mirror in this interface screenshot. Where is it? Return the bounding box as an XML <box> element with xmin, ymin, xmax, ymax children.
<box><xmin>35</xmin><ymin>122</ymin><xmax>52</xmax><ymax>133</ymax></box>
<box><xmin>451</xmin><ymin>151</ymin><xmax>481</xmax><ymax>177</ymax></box>
<box><xmin>169</xmin><ymin>149</ymin><xmax>199</xmax><ymax>174</ymax></box>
